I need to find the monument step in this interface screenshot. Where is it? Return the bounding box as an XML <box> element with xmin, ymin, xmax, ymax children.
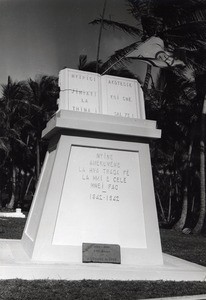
<box><xmin>0</xmin><ymin>239</ymin><xmax>206</xmax><ymax>281</ymax></box>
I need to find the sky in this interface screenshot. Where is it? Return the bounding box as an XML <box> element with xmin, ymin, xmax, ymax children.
<box><xmin>0</xmin><ymin>0</ymin><xmax>145</xmax><ymax>85</ymax></box>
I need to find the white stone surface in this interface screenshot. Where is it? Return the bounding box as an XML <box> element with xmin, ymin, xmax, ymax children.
<box><xmin>101</xmin><ymin>75</ymin><xmax>145</xmax><ymax>119</ymax></box>
<box><xmin>53</xmin><ymin>147</ymin><xmax>146</xmax><ymax>248</ymax></box>
<box><xmin>22</xmin><ymin>131</ymin><xmax>163</xmax><ymax>265</ymax></box>
<box><xmin>58</xmin><ymin>69</ymin><xmax>145</xmax><ymax>119</ymax></box>
<box><xmin>22</xmin><ymin>103</ymin><xmax>161</xmax><ymax>266</ymax></box>
<box><xmin>0</xmin><ymin>239</ymin><xmax>206</xmax><ymax>281</ymax></box>
<box><xmin>58</xmin><ymin>69</ymin><xmax>101</xmax><ymax>113</ymax></box>
<box><xmin>0</xmin><ymin>209</ymin><xmax>25</xmax><ymax>218</ymax></box>
<box><xmin>42</xmin><ymin>110</ymin><xmax>161</xmax><ymax>140</ymax></box>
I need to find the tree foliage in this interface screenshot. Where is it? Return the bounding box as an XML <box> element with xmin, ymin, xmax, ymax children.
<box><xmin>90</xmin><ymin>0</ymin><xmax>206</xmax><ymax>233</ymax></box>
<box><xmin>0</xmin><ymin>75</ymin><xmax>59</xmax><ymax>210</ymax></box>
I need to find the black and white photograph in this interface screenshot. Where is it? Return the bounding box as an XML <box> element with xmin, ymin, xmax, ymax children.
<box><xmin>0</xmin><ymin>0</ymin><xmax>206</xmax><ymax>299</ymax></box>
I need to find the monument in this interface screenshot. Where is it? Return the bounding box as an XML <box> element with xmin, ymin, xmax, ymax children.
<box><xmin>1</xmin><ymin>68</ymin><xmax>206</xmax><ymax>281</ymax></box>
<box><xmin>22</xmin><ymin>68</ymin><xmax>162</xmax><ymax>265</ymax></box>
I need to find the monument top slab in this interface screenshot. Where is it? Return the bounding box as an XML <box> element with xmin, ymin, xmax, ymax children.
<box><xmin>58</xmin><ymin>68</ymin><xmax>145</xmax><ymax>119</ymax></box>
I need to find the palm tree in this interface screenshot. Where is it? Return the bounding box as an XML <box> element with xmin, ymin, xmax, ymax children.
<box><xmin>193</xmin><ymin>70</ymin><xmax>206</xmax><ymax>233</ymax></box>
<box><xmin>0</xmin><ymin>77</ymin><xmax>32</xmax><ymax>208</ymax></box>
<box><xmin>148</xmin><ymin>73</ymin><xmax>197</xmax><ymax>228</ymax></box>
<box><xmin>0</xmin><ymin>75</ymin><xmax>58</xmax><ymax>209</ymax></box>
<box><xmin>90</xmin><ymin>0</ymin><xmax>206</xmax><ymax>233</ymax></box>
<box><xmin>26</xmin><ymin>75</ymin><xmax>58</xmax><ymax>180</ymax></box>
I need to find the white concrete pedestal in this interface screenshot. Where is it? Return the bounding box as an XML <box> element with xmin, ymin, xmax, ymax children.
<box><xmin>1</xmin><ymin>110</ymin><xmax>206</xmax><ymax>281</ymax></box>
<box><xmin>22</xmin><ymin>110</ymin><xmax>163</xmax><ymax>266</ymax></box>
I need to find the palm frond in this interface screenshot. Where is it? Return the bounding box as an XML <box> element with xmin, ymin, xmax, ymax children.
<box><xmin>0</xmin><ymin>110</ymin><xmax>7</xmax><ymax>121</ymax></box>
<box><xmin>164</xmin><ymin>21</ymin><xmax>206</xmax><ymax>44</ymax></box>
<box><xmin>105</xmin><ymin>66</ymin><xmax>138</xmax><ymax>80</ymax></box>
<box><xmin>127</xmin><ymin>0</ymin><xmax>153</xmax><ymax>19</ymax></box>
<box><xmin>101</xmin><ymin>41</ymin><xmax>141</xmax><ymax>74</ymax></box>
<box><xmin>8</xmin><ymin>128</ymin><xmax>22</xmax><ymax>139</ymax></box>
<box><xmin>162</xmin><ymin>8</ymin><xmax>206</xmax><ymax>29</ymax></box>
<box><xmin>78</xmin><ymin>55</ymin><xmax>102</xmax><ymax>72</ymax></box>
<box><xmin>0</xmin><ymin>138</ymin><xmax>10</xmax><ymax>154</ymax></box>
<box><xmin>78</xmin><ymin>55</ymin><xmax>88</xmax><ymax>70</ymax></box>
<box><xmin>90</xmin><ymin>18</ymin><xmax>142</xmax><ymax>36</ymax></box>
<box><xmin>13</xmin><ymin>138</ymin><xmax>27</xmax><ymax>148</ymax></box>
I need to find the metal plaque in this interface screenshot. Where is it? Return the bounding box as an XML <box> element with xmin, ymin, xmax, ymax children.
<box><xmin>82</xmin><ymin>243</ymin><xmax>121</xmax><ymax>264</ymax></box>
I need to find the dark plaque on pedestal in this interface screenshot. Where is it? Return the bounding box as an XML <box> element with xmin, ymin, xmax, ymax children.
<box><xmin>82</xmin><ymin>243</ymin><xmax>121</xmax><ymax>264</ymax></box>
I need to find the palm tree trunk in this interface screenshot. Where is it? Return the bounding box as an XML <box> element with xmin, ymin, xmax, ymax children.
<box><xmin>0</xmin><ymin>171</ymin><xmax>3</xmax><ymax>208</ymax></box>
<box><xmin>36</xmin><ymin>138</ymin><xmax>40</xmax><ymax>180</ymax></box>
<box><xmin>193</xmin><ymin>96</ymin><xmax>206</xmax><ymax>234</ymax></box>
<box><xmin>167</xmin><ymin>177</ymin><xmax>172</xmax><ymax>223</ymax></box>
<box><xmin>96</xmin><ymin>0</ymin><xmax>107</xmax><ymax>73</ymax></box>
<box><xmin>173</xmin><ymin>185</ymin><xmax>188</xmax><ymax>231</ymax></box>
<box><xmin>143</xmin><ymin>64</ymin><xmax>152</xmax><ymax>90</ymax></box>
<box><xmin>24</xmin><ymin>175</ymin><xmax>33</xmax><ymax>198</ymax></box>
<box><xmin>173</xmin><ymin>142</ymin><xmax>193</xmax><ymax>231</ymax></box>
<box><xmin>7</xmin><ymin>166</ymin><xmax>17</xmax><ymax>209</ymax></box>
<box><xmin>0</xmin><ymin>189</ymin><xmax>2</xmax><ymax>209</ymax></box>
<box><xmin>156</xmin><ymin>190</ymin><xmax>167</xmax><ymax>223</ymax></box>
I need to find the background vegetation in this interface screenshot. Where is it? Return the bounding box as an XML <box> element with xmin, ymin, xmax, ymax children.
<box><xmin>88</xmin><ymin>0</ymin><xmax>206</xmax><ymax>235</ymax></box>
<box><xmin>0</xmin><ymin>75</ymin><xmax>59</xmax><ymax>211</ymax></box>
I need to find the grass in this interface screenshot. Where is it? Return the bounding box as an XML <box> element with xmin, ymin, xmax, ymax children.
<box><xmin>161</xmin><ymin>228</ymin><xmax>206</xmax><ymax>266</ymax></box>
<box><xmin>0</xmin><ymin>279</ymin><xmax>206</xmax><ymax>300</ymax></box>
<box><xmin>0</xmin><ymin>217</ymin><xmax>206</xmax><ymax>299</ymax></box>
<box><xmin>0</xmin><ymin>217</ymin><xmax>27</xmax><ymax>239</ymax></box>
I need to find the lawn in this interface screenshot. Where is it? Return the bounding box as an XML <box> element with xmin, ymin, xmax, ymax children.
<box><xmin>0</xmin><ymin>217</ymin><xmax>27</xmax><ymax>239</ymax></box>
<box><xmin>0</xmin><ymin>217</ymin><xmax>206</xmax><ymax>299</ymax></box>
<box><xmin>1</xmin><ymin>279</ymin><xmax>206</xmax><ymax>300</ymax></box>
<box><xmin>161</xmin><ymin>228</ymin><xmax>206</xmax><ymax>266</ymax></box>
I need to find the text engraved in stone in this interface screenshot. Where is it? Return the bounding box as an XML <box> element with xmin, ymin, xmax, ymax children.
<box><xmin>68</xmin><ymin>71</ymin><xmax>99</xmax><ymax>113</ymax></box>
<box><xmin>78</xmin><ymin>151</ymin><xmax>130</xmax><ymax>202</ymax></box>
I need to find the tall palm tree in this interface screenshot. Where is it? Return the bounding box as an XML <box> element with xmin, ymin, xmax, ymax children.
<box><xmin>90</xmin><ymin>0</ymin><xmax>206</xmax><ymax>233</ymax></box>
<box><xmin>0</xmin><ymin>75</ymin><xmax>58</xmax><ymax>209</ymax></box>
<box><xmin>0</xmin><ymin>77</ymin><xmax>32</xmax><ymax>208</ymax></box>
<box><xmin>148</xmin><ymin>70</ymin><xmax>198</xmax><ymax>228</ymax></box>
<box><xmin>26</xmin><ymin>75</ymin><xmax>58</xmax><ymax>180</ymax></box>
<box><xmin>193</xmin><ymin>70</ymin><xmax>206</xmax><ymax>233</ymax></box>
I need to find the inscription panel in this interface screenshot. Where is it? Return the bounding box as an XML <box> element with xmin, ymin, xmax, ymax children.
<box><xmin>58</xmin><ymin>69</ymin><xmax>101</xmax><ymax>113</ymax></box>
<box><xmin>101</xmin><ymin>75</ymin><xmax>140</xmax><ymax>118</ymax></box>
<box><xmin>52</xmin><ymin>146</ymin><xmax>146</xmax><ymax>248</ymax></box>
<box><xmin>58</xmin><ymin>68</ymin><xmax>145</xmax><ymax>118</ymax></box>
<box><xmin>82</xmin><ymin>243</ymin><xmax>121</xmax><ymax>264</ymax></box>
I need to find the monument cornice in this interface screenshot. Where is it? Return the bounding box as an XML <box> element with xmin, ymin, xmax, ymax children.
<box><xmin>42</xmin><ymin>110</ymin><xmax>161</xmax><ymax>140</ymax></box>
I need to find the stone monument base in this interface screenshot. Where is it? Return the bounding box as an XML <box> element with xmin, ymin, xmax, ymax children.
<box><xmin>21</xmin><ymin>110</ymin><xmax>163</xmax><ymax>266</ymax></box>
<box><xmin>0</xmin><ymin>239</ymin><xmax>206</xmax><ymax>281</ymax></box>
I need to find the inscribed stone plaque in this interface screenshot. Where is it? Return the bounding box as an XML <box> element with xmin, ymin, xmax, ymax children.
<box><xmin>58</xmin><ymin>68</ymin><xmax>101</xmax><ymax>113</ymax></box>
<box><xmin>82</xmin><ymin>243</ymin><xmax>121</xmax><ymax>264</ymax></box>
<box><xmin>101</xmin><ymin>75</ymin><xmax>140</xmax><ymax>118</ymax></box>
<box><xmin>52</xmin><ymin>146</ymin><xmax>146</xmax><ymax>248</ymax></box>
